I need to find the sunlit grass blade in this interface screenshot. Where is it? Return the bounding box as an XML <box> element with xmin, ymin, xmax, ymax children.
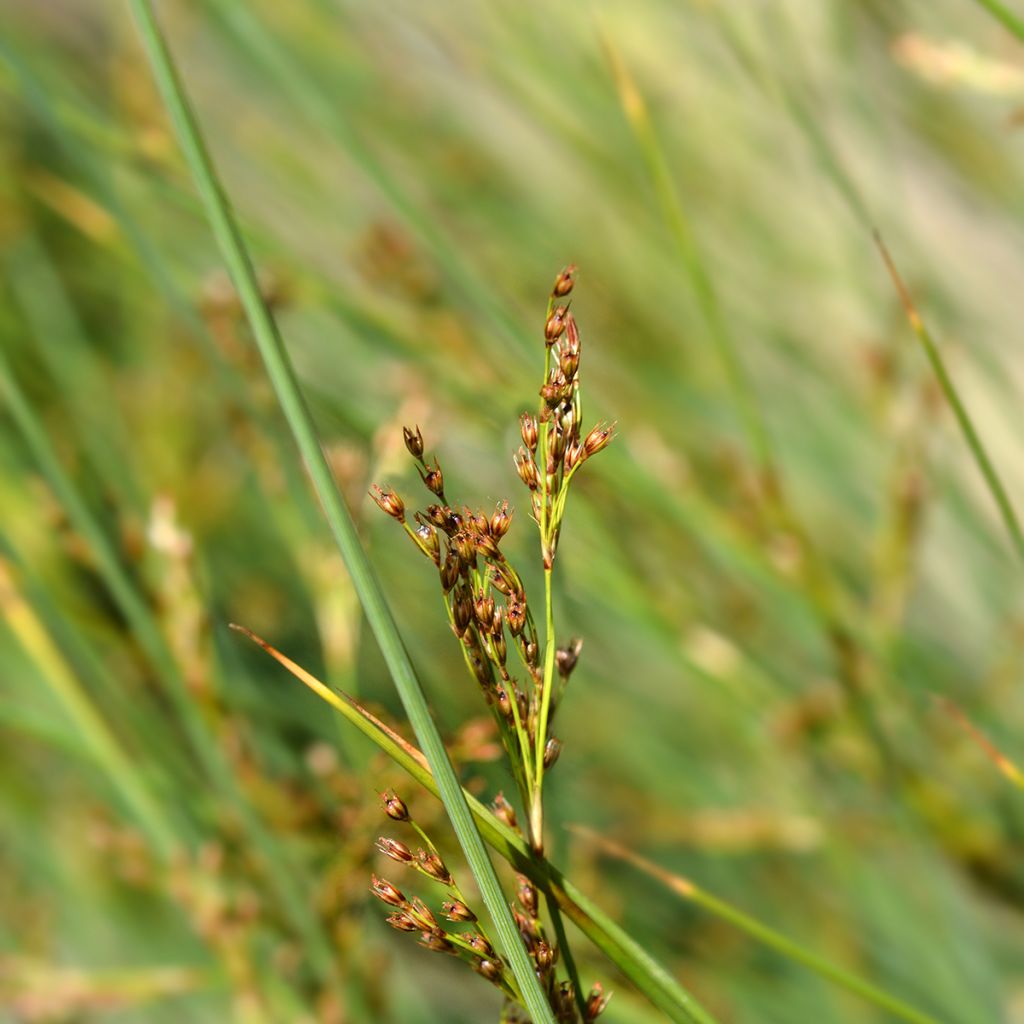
<box><xmin>569</xmin><ymin>826</ymin><xmax>940</xmax><ymax>1024</ymax></box>
<box><xmin>875</xmin><ymin>232</ymin><xmax>1024</xmax><ymax>564</ymax></box>
<box><xmin>126</xmin><ymin>5</ymin><xmax>558</xmax><ymax>1019</ymax></box>
<box><xmin>231</xmin><ymin>624</ymin><xmax>720</xmax><ymax>1024</ymax></box>
<box><xmin>937</xmin><ymin>696</ymin><xmax>1024</xmax><ymax>790</ymax></box>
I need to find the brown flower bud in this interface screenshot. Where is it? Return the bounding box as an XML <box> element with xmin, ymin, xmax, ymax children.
<box><xmin>376</xmin><ymin>837</ymin><xmax>414</xmax><ymax>863</ymax></box>
<box><xmin>370</xmin><ymin>875</ymin><xmax>405</xmax><ymax>907</ymax></box>
<box><xmin>492</xmin><ymin>792</ymin><xmax>517</xmax><ymax>829</ymax></box>
<box><xmin>582</xmin><ymin>422</ymin><xmax>615</xmax><ymax>459</ymax></box>
<box><xmin>439</xmin><ymin>550</ymin><xmax>460</xmax><ymax>592</ymax></box>
<box><xmin>534</xmin><ymin>940</ymin><xmax>555</xmax><ymax>970</ymax></box>
<box><xmin>513</xmin><ymin>448</ymin><xmax>539</xmax><ymax>490</ymax></box>
<box><xmin>452</xmin><ymin>530</ymin><xmax>476</xmax><ymax>567</ymax></box>
<box><xmin>520</xmin><ymin>413</ymin><xmax>539</xmax><ymax>453</ymax></box>
<box><xmin>543</xmin><ymin>737</ymin><xmax>562</xmax><ymax>769</ymax></box>
<box><xmin>559</xmin><ymin>347</ymin><xmax>580</xmax><ymax>380</ymax></box>
<box><xmin>506</xmin><ymin>599</ymin><xmax>526</xmax><ymax>636</ymax></box>
<box><xmin>416</xmin><ymin>849</ymin><xmax>453</xmax><ymax>885</ymax></box>
<box><xmin>489</xmin><ymin>500</ymin><xmax>513</xmax><ymax>539</ymax></box>
<box><xmin>586</xmin><ymin>982</ymin><xmax>612</xmax><ymax>1020</ymax></box>
<box><xmin>556</xmin><ymin>637</ymin><xmax>583</xmax><ymax>679</ymax></box>
<box><xmin>494</xmin><ymin>686</ymin><xmax>514</xmax><ymax>721</ymax></box>
<box><xmin>418</xmin><ymin>930</ymin><xmax>453</xmax><ymax>953</ymax></box>
<box><xmin>540</xmin><ymin>376</ymin><xmax>572</xmax><ymax>405</ymax></box>
<box><xmin>369</xmin><ymin>485</ymin><xmax>405</xmax><ymax>522</ymax></box>
<box><xmin>552</xmin><ymin>264</ymin><xmax>576</xmax><ymax>298</ymax></box>
<box><xmin>466</xmin><ymin>933</ymin><xmax>495</xmax><ymax>957</ymax></box>
<box><xmin>408</xmin><ymin>896</ymin><xmax>437</xmax><ymax>931</ymax></box>
<box><xmin>402</xmin><ymin>424</ymin><xmax>424</xmax><ymax>459</ymax></box>
<box><xmin>516</xmin><ymin>875</ymin><xmax>538</xmax><ymax>917</ymax></box>
<box><xmin>441</xmin><ymin>899</ymin><xmax>476</xmax><ymax>922</ymax></box>
<box><xmin>473</xmin><ymin>593</ymin><xmax>495</xmax><ymax>630</ymax></box>
<box><xmin>452</xmin><ymin>592</ymin><xmax>473</xmax><ymax>637</ymax></box>
<box><xmin>565</xmin><ymin>437</ymin><xmax>584</xmax><ymax>472</ymax></box>
<box><xmin>418</xmin><ymin>458</ymin><xmax>445</xmax><ymax>498</ymax></box>
<box><xmin>386</xmin><ymin>910</ymin><xmax>419</xmax><ymax>932</ymax></box>
<box><xmin>381</xmin><ymin>791</ymin><xmax>410</xmax><ymax>821</ymax></box>
<box><xmin>544</xmin><ymin>305</ymin><xmax>569</xmax><ymax>343</ymax></box>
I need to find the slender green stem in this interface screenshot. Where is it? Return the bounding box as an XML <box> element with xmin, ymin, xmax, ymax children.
<box><xmin>970</xmin><ymin>0</ymin><xmax>1024</xmax><ymax>40</ymax></box>
<box><xmin>531</xmin><ymin>567</ymin><xmax>557</xmax><ymax>849</ymax></box>
<box><xmin>126</xmin><ymin>6</ymin><xmax>555</xmax><ymax>1019</ymax></box>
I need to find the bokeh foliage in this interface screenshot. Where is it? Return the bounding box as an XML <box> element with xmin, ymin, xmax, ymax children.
<box><xmin>2</xmin><ymin>1</ymin><xmax>1024</xmax><ymax>1021</ymax></box>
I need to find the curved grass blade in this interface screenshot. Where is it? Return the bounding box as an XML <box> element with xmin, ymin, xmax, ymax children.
<box><xmin>937</xmin><ymin>696</ymin><xmax>1024</xmax><ymax>790</ymax></box>
<box><xmin>569</xmin><ymin>826</ymin><xmax>941</xmax><ymax>1024</ymax></box>
<box><xmin>875</xmin><ymin>233</ymin><xmax>1024</xmax><ymax>565</ymax></box>
<box><xmin>126</xmin><ymin>5</ymin><xmax>556</xmax><ymax>1018</ymax></box>
<box><xmin>232</xmin><ymin>625</ymin><xmax>720</xmax><ymax>1024</ymax></box>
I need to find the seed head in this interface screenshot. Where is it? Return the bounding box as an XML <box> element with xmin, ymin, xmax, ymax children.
<box><xmin>370</xmin><ymin>485</ymin><xmax>405</xmax><ymax>522</ymax></box>
<box><xmin>544</xmin><ymin>305</ymin><xmax>569</xmax><ymax>343</ymax></box>
<box><xmin>582</xmin><ymin>422</ymin><xmax>615</xmax><ymax>459</ymax></box>
<box><xmin>452</xmin><ymin>592</ymin><xmax>473</xmax><ymax>637</ymax></box>
<box><xmin>439</xmin><ymin>550</ymin><xmax>460</xmax><ymax>592</ymax></box>
<box><xmin>381</xmin><ymin>791</ymin><xmax>410</xmax><ymax>821</ymax></box>
<box><xmin>473</xmin><ymin>593</ymin><xmax>495</xmax><ymax>629</ymax></box>
<box><xmin>385</xmin><ymin>910</ymin><xmax>419</xmax><ymax>932</ymax></box>
<box><xmin>586</xmin><ymin>982</ymin><xmax>612</xmax><ymax>1020</ymax></box>
<box><xmin>492</xmin><ymin>792</ymin><xmax>517</xmax><ymax>829</ymax></box>
<box><xmin>489</xmin><ymin>500</ymin><xmax>513</xmax><ymax>539</ymax></box>
<box><xmin>408</xmin><ymin>896</ymin><xmax>438</xmax><ymax>931</ymax></box>
<box><xmin>552</xmin><ymin>264</ymin><xmax>577</xmax><ymax>298</ymax></box>
<box><xmin>416</xmin><ymin>849</ymin><xmax>453</xmax><ymax>885</ymax></box>
<box><xmin>513</xmin><ymin>448</ymin><xmax>539</xmax><ymax>490</ymax></box>
<box><xmin>516</xmin><ymin>875</ymin><xmax>538</xmax><ymax>917</ymax></box>
<box><xmin>520</xmin><ymin>413</ymin><xmax>539</xmax><ymax>452</ymax></box>
<box><xmin>418</xmin><ymin>930</ymin><xmax>453</xmax><ymax>953</ymax></box>
<box><xmin>534</xmin><ymin>940</ymin><xmax>555</xmax><ymax>970</ymax></box>
<box><xmin>441</xmin><ymin>899</ymin><xmax>476</xmax><ymax>922</ymax></box>
<box><xmin>543</xmin><ymin>737</ymin><xmax>562</xmax><ymax>769</ymax></box>
<box><xmin>473</xmin><ymin>958</ymin><xmax>504</xmax><ymax>985</ymax></box>
<box><xmin>376</xmin><ymin>837</ymin><xmax>414</xmax><ymax>863</ymax></box>
<box><xmin>418</xmin><ymin>458</ymin><xmax>445</xmax><ymax>498</ymax></box>
<box><xmin>556</xmin><ymin>638</ymin><xmax>583</xmax><ymax>679</ymax></box>
<box><xmin>370</xmin><ymin>875</ymin><xmax>405</xmax><ymax>908</ymax></box>
<box><xmin>466</xmin><ymin>933</ymin><xmax>495</xmax><ymax>957</ymax></box>
<box><xmin>413</xmin><ymin>518</ymin><xmax>440</xmax><ymax>564</ymax></box>
<box><xmin>402</xmin><ymin>424</ymin><xmax>424</xmax><ymax>460</ymax></box>
<box><xmin>452</xmin><ymin>530</ymin><xmax>476</xmax><ymax>567</ymax></box>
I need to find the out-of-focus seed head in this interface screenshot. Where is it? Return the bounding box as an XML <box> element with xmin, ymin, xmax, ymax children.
<box><xmin>525</xmin><ymin>640</ymin><xmax>539</xmax><ymax>668</ymax></box>
<box><xmin>376</xmin><ymin>837</ymin><xmax>414</xmax><ymax>863</ymax></box>
<box><xmin>418</xmin><ymin>458</ymin><xmax>445</xmax><ymax>498</ymax></box>
<box><xmin>492</xmin><ymin>792</ymin><xmax>518</xmax><ymax>829</ymax></box>
<box><xmin>473</xmin><ymin>959</ymin><xmax>504</xmax><ymax>985</ymax></box>
<box><xmin>370</xmin><ymin>485</ymin><xmax>405</xmax><ymax>522</ymax></box>
<box><xmin>514</xmin><ymin>448</ymin><xmax>540</xmax><ymax>491</ymax></box>
<box><xmin>370</xmin><ymin>875</ymin><xmax>405</xmax><ymax>908</ymax></box>
<box><xmin>418</xmin><ymin>930</ymin><xmax>453</xmax><ymax>953</ymax></box>
<box><xmin>439</xmin><ymin>550</ymin><xmax>460</xmax><ymax>592</ymax></box>
<box><xmin>586</xmin><ymin>982</ymin><xmax>612</xmax><ymax>1021</ymax></box>
<box><xmin>520</xmin><ymin>413</ymin><xmax>539</xmax><ymax>452</ymax></box>
<box><xmin>489</xmin><ymin>500</ymin><xmax>513</xmax><ymax>539</ymax></box>
<box><xmin>441</xmin><ymin>899</ymin><xmax>476</xmax><ymax>922</ymax></box>
<box><xmin>417</xmin><ymin>849</ymin><xmax>453</xmax><ymax>885</ymax></box>
<box><xmin>402</xmin><ymin>424</ymin><xmax>424</xmax><ymax>460</ymax></box>
<box><xmin>381</xmin><ymin>790</ymin><xmax>410</xmax><ymax>821</ymax></box>
<box><xmin>408</xmin><ymin>896</ymin><xmax>437</xmax><ymax>931</ymax></box>
<box><xmin>582</xmin><ymin>422</ymin><xmax>616</xmax><ymax>459</ymax></box>
<box><xmin>544</xmin><ymin>305</ymin><xmax>569</xmax><ymax>343</ymax></box>
<box><xmin>556</xmin><ymin>637</ymin><xmax>583</xmax><ymax>679</ymax></box>
<box><xmin>386</xmin><ymin>910</ymin><xmax>419</xmax><ymax>932</ymax></box>
<box><xmin>552</xmin><ymin>264</ymin><xmax>577</xmax><ymax>298</ymax></box>
<box><xmin>516</xmin><ymin>875</ymin><xmax>538</xmax><ymax>917</ymax></box>
<box><xmin>543</xmin><ymin>737</ymin><xmax>562</xmax><ymax>769</ymax></box>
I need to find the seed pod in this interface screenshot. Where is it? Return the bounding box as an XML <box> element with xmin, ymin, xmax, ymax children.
<box><xmin>408</xmin><ymin>896</ymin><xmax>437</xmax><ymax>931</ymax></box>
<box><xmin>369</xmin><ymin>485</ymin><xmax>405</xmax><ymax>522</ymax></box>
<box><xmin>452</xmin><ymin>530</ymin><xmax>476</xmax><ymax>567</ymax></box>
<box><xmin>586</xmin><ymin>982</ymin><xmax>612</xmax><ymax>1020</ymax></box>
<box><xmin>582</xmin><ymin>422</ymin><xmax>615</xmax><ymax>459</ymax></box>
<box><xmin>543</xmin><ymin>737</ymin><xmax>562</xmax><ymax>769</ymax></box>
<box><xmin>560</xmin><ymin>347</ymin><xmax>580</xmax><ymax>380</ymax></box>
<box><xmin>556</xmin><ymin>638</ymin><xmax>583</xmax><ymax>679</ymax></box>
<box><xmin>441</xmin><ymin>899</ymin><xmax>476</xmax><ymax>922</ymax></box>
<box><xmin>520</xmin><ymin>413</ymin><xmax>539</xmax><ymax>452</ymax></box>
<box><xmin>418</xmin><ymin>458</ymin><xmax>445</xmax><ymax>497</ymax></box>
<box><xmin>439</xmin><ymin>550</ymin><xmax>460</xmax><ymax>592</ymax></box>
<box><xmin>386</xmin><ymin>910</ymin><xmax>419</xmax><ymax>932</ymax></box>
<box><xmin>473</xmin><ymin>958</ymin><xmax>504</xmax><ymax>985</ymax></box>
<box><xmin>370</xmin><ymin>875</ymin><xmax>405</xmax><ymax>908</ymax></box>
<box><xmin>489</xmin><ymin>500</ymin><xmax>513</xmax><ymax>539</ymax></box>
<box><xmin>513</xmin><ymin>448</ymin><xmax>539</xmax><ymax>491</ymax></box>
<box><xmin>473</xmin><ymin>593</ymin><xmax>495</xmax><ymax>629</ymax></box>
<box><xmin>506</xmin><ymin>598</ymin><xmax>526</xmax><ymax>636</ymax></box>
<box><xmin>492</xmin><ymin>792</ymin><xmax>518</xmax><ymax>829</ymax></box>
<box><xmin>491</xmin><ymin>630</ymin><xmax>506</xmax><ymax>665</ymax></box>
<box><xmin>544</xmin><ymin>305</ymin><xmax>569</xmax><ymax>343</ymax></box>
<box><xmin>418</xmin><ymin>930</ymin><xmax>454</xmax><ymax>953</ymax></box>
<box><xmin>452</xmin><ymin>592</ymin><xmax>473</xmax><ymax>637</ymax></box>
<box><xmin>381</xmin><ymin>791</ymin><xmax>410</xmax><ymax>821</ymax></box>
<box><xmin>552</xmin><ymin>264</ymin><xmax>576</xmax><ymax>298</ymax></box>
<box><xmin>376</xmin><ymin>837</ymin><xmax>414</xmax><ymax>863</ymax></box>
<box><xmin>466</xmin><ymin>933</ymin><xmax>495</xmax><ymax>957</ymax></box>
<box><xmin>402</xmin><ymin>424</ymin><xmax>424</xmax><ymax>459</ymax></box>
<box><xmin>534</xmin><ymin>940</ymin><xmax>555</xmax><ymax>970</ymax></box>
<box><xmin>495</xmin><ymin>686</ymin><xmax>514</xmax><ymax>721</ymax></box>
<box><xmin>564</xmin><ymin>437</ymin><xmax>584</xmax><ymax>472</ymax></box>
<box><xmin>516</xmin><ymin>875</ymin><xmax>538</xmax><ymax>917</ymax></box>
<box><xmin>540</xmin><ymin>377</ymin><xmax>572</xmax><ymax>405</ymax></box>
<box><xmin>417</xmin><ymin>849</ymin><xmax>453</xmax><ymax>885</ymax></box>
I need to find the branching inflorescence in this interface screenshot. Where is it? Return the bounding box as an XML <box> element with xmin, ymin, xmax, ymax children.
<box><xmin>369</xmin><ymin>266</ymin><xmax>614</xmax><ymax>1022</ymax></box>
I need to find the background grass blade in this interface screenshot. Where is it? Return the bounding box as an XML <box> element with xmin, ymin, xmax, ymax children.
<box><xmin>125</xmin><ymin>4</ymin><xmax>560</xmax><ymax>1019</ymax></box>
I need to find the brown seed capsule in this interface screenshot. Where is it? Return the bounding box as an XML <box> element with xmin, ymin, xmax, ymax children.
<box><xmin>452</xmin><ymin>530</ymin><xmax>476</xmax><ymax>567</ymax></box>
<box><xmin>582</xmin><ymin>422</ymin><xmax>615</xmax><ymax>459</ymax></box>
<box><xmin>441</xmin><ymin>899</ymin><xmax>476</xmax><ymax>922</ymax></box>
<box><xmin>534</xmin><ymin>940</ymin><xmax>555</xmax><ymax>970</ymax></box>
<box><xmin>543</xmin><ymin>737</ymin><xmax>562</xmax><ymax>769</ymax></box>
<box><xmin>492</xmin><ymin>792</ymin><xmax>518</xmax><ymax>829</ymax></box>
<box><xmin>586</xmin><ymin>982</ymin><xmax>612</xmax><ymax>1020</ymax></box>
<box><xmin>556</xmin><ymin>638</ymin><xmax>583</xmax><ymax>679</ymax></box>
<box><xmin>370</xmin><ymin>875</ymin><xmax>405</xmax><ymax>908</ymax></box>
<box><xmin>381</xmin><ymin>791</ymin><xmax>410</xmax><ymax>821</ymax></box>
<box><xmin>370</xmin><ymin>485</ymin><xmax>405</xmax><ymax>522</ymax></box>
<box><xmin>452</xmin><ymin>592</ymin><xmax>473</xmax><ymax>637</ymax></box>
<box><xmin>540</xmin><ymin>377</ymin><xmax>572</xmax><ymax>405</ymax></box>
<box><xmin>418</xmin><ymin>458</ymin><xmax>445</xmax><ymax>498</ymax></box>
<box><xmin>418</xmin><ymin>930</ymin><xmax>454</xmax><ymax>953</ymax></box>
<box><xmin>513</xmin><ymin>448</ymin><xmax>539</xmax><ymax>491</ymax></box>
<box><xmin>520</xmin><ymin>413</ymin><xmax>539</xmax><ymax>453</ymax></box>
<box><xmin>506</xmin><ymin>598</ymin><xmax>526</xmax><ymax>636</ymax></box>
<box><xmin>552</xmin><ymin>264</ymin><xmax>576</xmax><ymax>298</ymax></box>
<box><xmin>402</xmin><ymin>424</ymin><xmax>424</xmax><ymax>460</ymax></box>
<box><xmin>473</xmin><ymin>958</ymin><xmax>504</xmax><ymax>984</ymax></box>
<box><xmin>466</xmin><ymin>933</ymin><xmax>495</xmax><ymax>957</ymax></box>
<box><xmin>489</xmin><ymin>500</ymin><xmax>513</xmax><ymax>539</ymax></box>
<box><xmin>494</xmin><ymin>686</ymin><xmax>514</xmax><ymax>721</ymax></box>
<box><xmin>376</xmin><ymin>837</ymin><xmax>414</xmax><ymax>863</ymax></box>
<box><xmin>385</xmin><ymin>910</ymin><xmax>419</xmax><ymax>932</ymax></box>
<box><xmin>491</xmin><ymin>630</ymin><xmax>507</xmax><ymax>665</ymax></box>
<box><xmin>408</xmin><ymin>896</ymin><xmax>437</xmax><ymax>931</ymax></box>
<box><xmin>417</xmin><ymin>849</ymin><xmax>453</xmax><ymax>885</ymax></box>
<box><xmin>439</xmin><ymin>550</ymin><xmax>460</xmax><ymax>592</ymax></box>
<box><xmin>516</xmin><ymin>875</ymin><xmax>538</xmax><ymax>917</ymax></box>
<box><xmin>564</xmin><ymin>437</ymin><xmax>584</xmax><ymax>472</ymax></box>
<box><xmin>473</xmin><ymin>593</ymin><xmax>495</xmax><ymax>630</ymax></box>
<box><xmin>544</xmin><ymin>305</ymin><xmax>569</xmax><ymax>343</ymax></box>
<box><xmin>412</xmin><ymin>518</ymin><xmax>440</xmax><ymax>564</ymax></box>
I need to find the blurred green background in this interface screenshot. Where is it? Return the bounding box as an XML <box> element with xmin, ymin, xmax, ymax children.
<box><xmin>3</xmin><ymin>1</ymin><xmax>1024</xmax><ymax>1021</ymax></box>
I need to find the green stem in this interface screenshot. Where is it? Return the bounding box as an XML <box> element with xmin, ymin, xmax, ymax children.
<box><xmin>126</xmin><ymin>5</ymin><xmax>555</xmax><ymax>1019</ymax></box>
<box><xmin>531</xmin><ymin>567</ymin><xmax>557</xmax><ymax>850</ymax></box>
